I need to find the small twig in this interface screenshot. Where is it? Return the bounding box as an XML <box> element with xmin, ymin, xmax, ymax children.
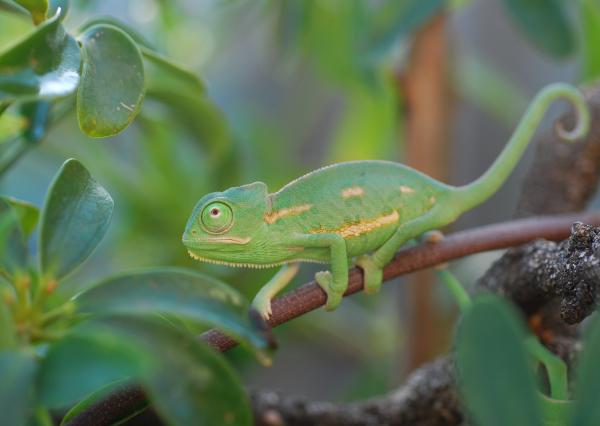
<box><xmin>66</xmin><ymin>212</ymin><xmax>600</xmax><ymax>426</ymax></box>
<box><xmin>202</xmin><ymin>211</ymin><xmax>600</xmax><ymax>351</ymax></box>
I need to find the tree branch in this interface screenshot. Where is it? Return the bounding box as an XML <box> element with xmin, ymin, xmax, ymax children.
<box><xmin>251</xmin><ymin>357</ymin><xmax>460</xmax><ymax>426</ymax></box>
<box><xmin>202</xmin><ymin>212</ymin><xmax>600</xmax><ymax>351</ymax></box>
<box><xmin>66</xmin><ymin>212</ymin><xmax>600</xmax><ymax>426</ymax></box>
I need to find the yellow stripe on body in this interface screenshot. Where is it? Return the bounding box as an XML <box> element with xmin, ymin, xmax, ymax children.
<box><xmin>311</xmin><ymin>210</ymin><xmax>399</xmax><ymax>239</ymax></box>
<box><xmin>264</xmin><ymin>203</ymin><xmax>313</xmax><ymax>224</ymax></box>
<box><xmin>341</xmin><ymin>186</ymin><xmax>364</xmax><ymax>198</ymax></box>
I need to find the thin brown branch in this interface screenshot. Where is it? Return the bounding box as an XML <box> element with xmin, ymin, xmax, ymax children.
<box><xmin>202</xmin><ymin>211</ymin><xmax>600</xmax><ymax>351</ymax></box>
<box><xmin>66</xmin><ymin>212</ymin><xmax>600</xmax><ymax>426</ymax></box>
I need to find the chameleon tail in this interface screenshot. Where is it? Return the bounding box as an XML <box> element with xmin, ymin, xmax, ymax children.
<box><xmin>451</xmin><ymin>83</ymin><xmax>590</xmax><ymax>213</ymax></box>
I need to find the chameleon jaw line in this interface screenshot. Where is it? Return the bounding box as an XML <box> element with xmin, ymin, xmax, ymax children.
<box><xmin>187</xmin><ymin>250</ymin><xmax>283</xmax><ymax>268</ymax></box>
<box><xmin>183</xmin><ymin>236</ymin><xmax>252</xmax><ymax>247</ymax></box>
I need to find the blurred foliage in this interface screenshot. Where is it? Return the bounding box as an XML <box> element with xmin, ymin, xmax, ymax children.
<box><xmin>0</xmin><ymin>159</ymin><xmax>268</xmax><ymax>425</ymax></box>
<box><xmin>457</xmin><ymin>294</ymin><xmax>600</xmax><ymax>426</ymax></box>
<box><xmin>2</xmin><ymin>0</ymin><xmax>600</xmax><ymax>424</ymax></box>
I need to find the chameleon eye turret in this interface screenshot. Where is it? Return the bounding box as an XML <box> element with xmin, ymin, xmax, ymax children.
<box><xmin>183</xmin><ymin>82</ymin><xmax>590</xmax><ymax>320</ymax></box>
<box><xmin>200</xmin><ymin>201</ymin><xmax>233</xmax><ymax>234</ymax></box>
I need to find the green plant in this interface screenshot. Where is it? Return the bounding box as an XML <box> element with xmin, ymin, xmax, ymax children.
<box><xmin>0</xmin><ymin>158</ymin><xmax>269</xmax><ymax>425</ymax></box>
<box><xmin>456</xmin><ymin>294</ymin><xmax>600</xmax><ymax>426</ymax></box>
<box><xmin>0</xmin><ymin>0</ymin><xmax>223</xmax><ymax>177</ymax></box>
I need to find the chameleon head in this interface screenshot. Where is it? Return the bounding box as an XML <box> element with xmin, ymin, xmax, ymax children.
<box><xmin>182</xmin><ymin>181</ymin><xmax>273</xmax><ymax>266</ymax></box>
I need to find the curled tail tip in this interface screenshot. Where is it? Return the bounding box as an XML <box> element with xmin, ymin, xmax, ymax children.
<box><xmin>542</xmin><ymin>83</ymin><xmax>590</xmax><ymax>143</ymax></box>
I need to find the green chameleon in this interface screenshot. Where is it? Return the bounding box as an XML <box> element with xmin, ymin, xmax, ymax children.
<box><xmin>182</xmin><ymin>83</ymin><xmax>589</xmax><ymax>320</ymax></box>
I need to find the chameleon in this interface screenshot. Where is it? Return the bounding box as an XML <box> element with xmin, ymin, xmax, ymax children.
<box><xmin>182</xmin><ymin>83</ymin><xmax>589</xmax><ymax>320</ymax></box>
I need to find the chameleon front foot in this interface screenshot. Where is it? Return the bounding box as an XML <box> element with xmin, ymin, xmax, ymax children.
<box><xmin>356</xmin><ymin>254</ymin><xmax>383</xmax><ymax>295</ymax></box>
<box><xmin>315</xmin><ymin>271</ymin><xmax>344</xmax><ymax>311</ymax></box>
<box><xmin>251</xmin><ymin>291</ymin><xmax>273</xmax><ymax>321</ymax></box>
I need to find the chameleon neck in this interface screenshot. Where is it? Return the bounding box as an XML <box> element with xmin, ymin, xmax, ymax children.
<box><xmin>451</xmin><ymin>83</ymin><xmax>589</xmax><ymax>214</ymax></box>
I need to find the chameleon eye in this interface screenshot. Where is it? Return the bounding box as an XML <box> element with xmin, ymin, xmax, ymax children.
<box><xmin>201</xmin><ymin>201</ymin><xmax>233</xmax><ymax>234</ymax></box>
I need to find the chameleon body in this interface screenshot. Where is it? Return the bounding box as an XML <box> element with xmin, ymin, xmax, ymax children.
<box><xmin>182</xmin><ymin>83</ymin><xmax>589</xmax><ymax>319</ymax></box>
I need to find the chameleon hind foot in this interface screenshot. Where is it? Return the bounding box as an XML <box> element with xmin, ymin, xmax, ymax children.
<box><xmin>355</xmin><ymin>254</ymin><xmax>383</xmax><ymax>295</ymax></box>
<box><xmin>420</xmin><ymin>230</ymin><xmax>449</xmax><ymax>269</ymax></box>
<box><xmin>315</xmin><ymin>271</ymin><xmax>344</xmax><ymax>311</ymax></box>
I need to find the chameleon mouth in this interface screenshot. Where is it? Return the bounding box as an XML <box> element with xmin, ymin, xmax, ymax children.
<box><xmin>187</xmin><ymin>250</ymin><xmax>329</xmax><ymax>269</ymax></box>
<box><xmin>182</xmin><ymin>236</ymin><xmax>252</xmax><ymax>248</ymax></box>
<box><xmin>187</xmin><ymin>250</ymin><xmax>284</xmax><ymax>269</ymax></box>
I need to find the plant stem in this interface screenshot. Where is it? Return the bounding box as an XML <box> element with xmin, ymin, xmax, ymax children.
<box><xmin>38</xmin><ymin>301</ymin><xmax>74</xmax><ymax>326</ymax></box>
<box><xmin>435</xmin><ymin>269</ymin><xmax>472</xmax><ymax>312</ymax></box>
<box><xmin>525</xmin><ymin>336</ymin><xmax>569</xmax><ymax>400</ymax></box>
<box><xmin>0</xmin><ymin>138</ymin><xmax>33</xmax><ymax>177</ymax></box>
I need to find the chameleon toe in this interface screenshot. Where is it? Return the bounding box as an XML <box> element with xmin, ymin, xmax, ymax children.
<box><xmin>356</xmin><ymin>255</ymin><xmax>383</xmax><ymax>295</ymax></box>
<box><xmin>315</xmin><ymin>271</ymin><xmax>343</xmax><ymax>311</ymax></box>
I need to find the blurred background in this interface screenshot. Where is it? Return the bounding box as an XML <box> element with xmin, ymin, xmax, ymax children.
<box><xmin>1</xmin><ymin>0</ymin><xmax>597</xmax><ymax>401</ymax></box>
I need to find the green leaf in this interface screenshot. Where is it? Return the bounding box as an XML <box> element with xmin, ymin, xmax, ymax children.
<box><xmin>14</xmin><ymin>0</ymin><xmax>47</xmax><ymax>24</ymax></box>
<box><xmin>41</xmin><ymin>316</ymin><xmax>252</xmax><ymax>425</ymax></box>
<box><xmin>75</xmin><ymin>268</ymin><xmax>270</xmax><ymax>362</ymax></box>
<box><xmin>37</xmin><ymin>328</ymin><xmax>151</xmax><ymax>408</ymax></box>
<box><xmin>145</xmin><ymin>89</ymin><xmax>231</xmax><ymax>160</ymax></box>
<box><xmin>501</xmin><ymin>0</ymin><xmax>574</xmax><ymax>58</ymax></box>
<box><xmin>0</xmin><ymin>198</ymin><xmax>28</xmax><ymax>274</ymax></box>
<box><xmin>580</xmin><ymin>0</ymin><xmax>600</xmax><ymax>82</ymax></box>
<box><xmin>78</xmin><ymin>16</ymin><xmax>154</xmax><ymax>49</ymax></box>
<box><xmin>328</xmin><ymin>74</ymin><xmax>397</xmax><ymax>162</ymax></box>
<box><xmin>0</xmin><ymin>12</ymin><xmax>80</xmax><ymax>102</ymax></box>
<box><xmin>0</xmin><ymin>111</ymin><xmax>27</xmax><ymax>142</ymax></box>
<box><xmin>1</xmin><ymin>196</ymin><xmax>39</xmax><ymax>236</ymax></box>
<box><xmin>39</xmin><ymin>158</ymin><xmax>113</xmax><ymax>280</ymax></box>
<box><xmin>107</xmin><ymin>316</ymin><xmax>252</xmax><ymax>426</ymax></box>
<box><xmin>0</xmin><ymin>289</ymin><xmax>16</xmax><ymax>349</ymax></box>
<box><xmin>0</xmin><ymin>350</ymin><xmax>38</xmax><ymax>426</ymax></box>
<box><xmin>142</xmin><ymin>47</ymin><xmax>204</xmax><ymax>96</ymax></box>
<box><xmin>60</xmin><ymin>378</ymin><xmax>147</xmax><ymax>426</ymax></box>
<box><xmin>77</xmin><ymin>24</ymin><xmax>145</xmax><ymax>137</ymax></box>
<box><xmin>368</xmin><ymin>0</ymin><xmax>443</xmax><ymax>55</ymax></box>
<box><xmin>20</xmin><ymin>100</ymin><xmax>50</xmax><ymax>143</ymax></box>
<box><xmin>0</xmin><ymin>0</ymin><xmax>29</xmax><ymax>16</ymax></box>
<box><xmin>456</xmin><ymin>295</ymin><xmax>542</xmax><ymax>426</ymax></box>
<box><xmin>569</xmin><ymin>312</ymin><xmax>600</xmax><ymax>425</ymax></box>
<box><xmin>141</xmin><ymin>48</ymin><xmax>231</xmax><ymax>160</ymax></box>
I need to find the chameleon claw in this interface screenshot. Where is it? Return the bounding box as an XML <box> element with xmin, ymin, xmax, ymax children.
<box><xmin>315</xmin><ymin>271</ymin><xmax>343</xmax><ymax>311</ymax></box>
<box><xmin>356</xmin><ymin>255</ymin><xmax>383</xmax><ymax>295</ymax></box>
<box><xmin>420</xmin><ymin>230</ymin><xmax>449</xmax><ymax>270</ymax></box>
<box><xmin>422</xmin><ymin>230</ymin><xmax>444</xmax><ymax>244</ymax></box>
<box><xmin>251</xmin><ymin>293</ymin><xmax>273</xmax><ymax>321</ymax></box>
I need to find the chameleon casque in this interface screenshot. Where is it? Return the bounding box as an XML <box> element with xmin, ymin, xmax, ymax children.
<box><xmin>182</xmin><ymin>83</ymin><xmax>589</xmax><ymax>320</ymax></box>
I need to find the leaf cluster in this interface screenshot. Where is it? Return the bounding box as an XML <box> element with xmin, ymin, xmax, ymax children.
<box><xmin>0</xmin><ymin>158</ymin><xmax>270</xmax><ymax>426</ymax></box>
<box><xmin>457</xmin><ymin>295</ymin><xmax>600</xmax><ymax>426</ymax></box>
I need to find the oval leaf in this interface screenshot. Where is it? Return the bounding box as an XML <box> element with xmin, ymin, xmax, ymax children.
<box><xmin>104</xmin><ymin>316</ymin><xmax>252</xmax><ymax>426</ymax></box>
<box><xmin>1</xmin><ymin>196</ymin><xmax>39</xmax><ymax>237</ymax></box>
<box><xmin>0</xmin><ymin>350</ymin><xmax>37</xmax><ymax>426</ymax></box>
<box><xmin>37</xmin><ymin>328</ymin><xmax>150</xmax><ymax>408</ymax></box>
<box><xmin>60</xmin><ymin>378</ymin><xmax>147</xmax><ymax>426</ymax></box>
<box><xmin>456</xmin><ymin>295</ymin><xmax>542</xmax><ymax>426</ymax></box>
<box><xmin>580</xmin><ymin>0</ymin><xmax>600</xmax><ymax>82</ymax></box>
<box><xmin>0</xmin><ymin>12</ymin><xmax>80</xmax><ymax>102</ymax></box>
<box><xmin>77</xmin><ymin>24</ymin><xmax>145</xmax><ymax>137</ymax></box>
<box><xmin>501</xmin><ymin>0</ymin><xmax>574</xmax><ymax>58</ymax></box>
<box><xmin>0</xmin><ymin>198</ymin><xmax>28</xmax><ymax>274</ymax></box>
<box><xmin>75</xmin><ymin>268</ymin><xmax>270</xmax><ymax>361</ymax></box>
<box><xmin>78</xmin><ymin>16</ymin><xmax>154</xmax><ymax>49</ymax></box>
<box><xmin>39</xmin><ymin>158</ymin><xmax>113</xmax><ymax>280</ymax></box>
<box><xmin>368</xmin><ymin>0</ymin><xmax>443</xmax><ymax>56</ymax></box>
<box><xmin>142</xmin><ymin>47</ymin><xmax>204</xmax><ymax>96</ymax></box>
<box><xmin>569</xmin><ymin>312</ymin><xmax>600</xmax><ymax>426</ymax></box>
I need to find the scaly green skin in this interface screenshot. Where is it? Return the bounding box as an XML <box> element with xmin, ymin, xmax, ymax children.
<box><xmin>182</xmin><ymin>83</ymin><xmax>590</xmax><ymax>319</ymax></box>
